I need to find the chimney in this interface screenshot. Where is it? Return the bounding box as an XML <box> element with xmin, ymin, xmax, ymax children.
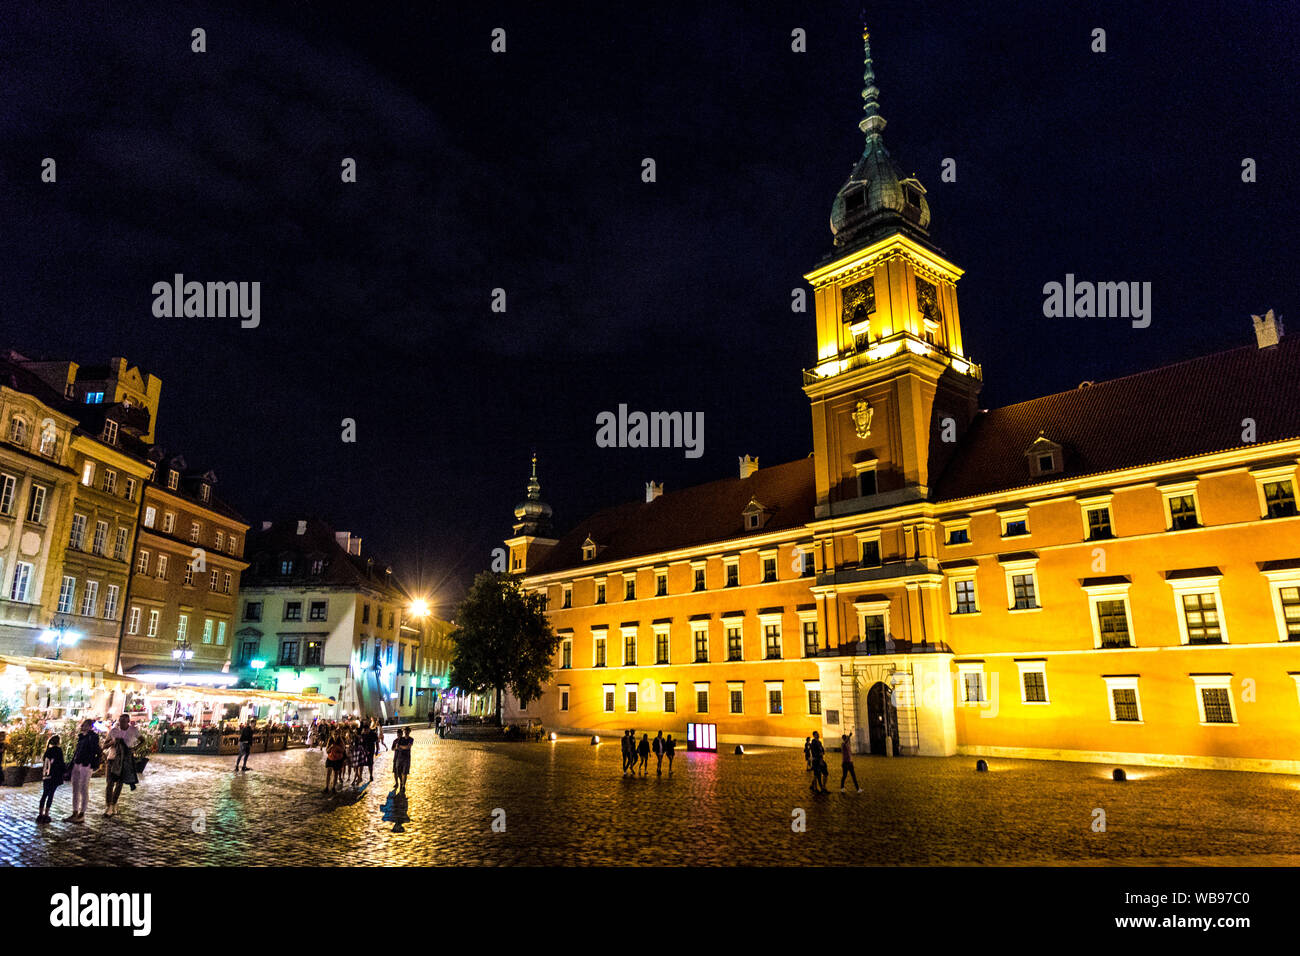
<box><xmin>1253</xmin><ymin>309</ymin><xmax>1284</xmax><ymax>349</ymax></box>
<box><xmin>261</xmin><ymin>520</ymin><xmax>272</xmax><ymax>531</ymax></box>
<box><xmin>296</xmin><ymin>520</ymin><xmax>307</xmax><ymax>535</ymax></box>
<box><xmin>739</xmin><ymin>455</ymin><xmax>759</xmax><ymax>479</ymax></box>
<box><xmin>645</xmin><ymin>480</ymin><xmax>663</xmax><ymax>503</ymax></box>
<box><xmin>349</xmin><ymin>535</ymin><xmax>362</xmax><ymax>556</ymax></box>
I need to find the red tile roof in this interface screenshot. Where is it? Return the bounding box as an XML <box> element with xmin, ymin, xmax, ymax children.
<box><xmin>529</xmin><ymin>457</ymin><xmax>816</xmax><ymax>576</ymax></box>
<box><xmin>933</xmin><ymin>335</ymin><xmax>1300</xmax><ymax>501</ymax></box>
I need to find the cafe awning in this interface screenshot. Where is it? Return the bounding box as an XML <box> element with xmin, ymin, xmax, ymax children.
<box><xmin>0</xmin><ymin>655</ymin><xmax>152</xmax><ymax>693</ymax></box>
<box><xmin>151</xmin><ymin>685</ymin><xmax>334</xmax><ymax>706</ymax></box>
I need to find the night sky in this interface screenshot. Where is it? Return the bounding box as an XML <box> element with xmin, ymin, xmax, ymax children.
<box><xmin>2</xmin><ymin>0</ymin><xmax>1297</xmax><ymax>610</ymax></box>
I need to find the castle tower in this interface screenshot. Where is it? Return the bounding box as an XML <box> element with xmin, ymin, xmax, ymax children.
<box><xmin>505</xmin><ymin>452</ymin><xmax>557</xmax><ymax>574</ymax></box>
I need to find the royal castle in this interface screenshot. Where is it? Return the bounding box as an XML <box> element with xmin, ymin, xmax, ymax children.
<box><xmin>502</xmin><ymin>25</ymin><xmax>1300</xmax><ymax>773</ymax></box>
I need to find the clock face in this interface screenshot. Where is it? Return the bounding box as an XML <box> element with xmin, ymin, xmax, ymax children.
<box><xmin>841</xmin><ymin>276</ymin><xmax>876</xmax><ymax>325</ymax></box>
<box><xmin>916</xmin><ymin>277</ymin><xmax>942</xmax><ymax>324</ymax></box>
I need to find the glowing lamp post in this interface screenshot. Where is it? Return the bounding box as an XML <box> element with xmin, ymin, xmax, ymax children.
<box><xmin>172</xmin><ymin>638</ymin><xmax>195</xmax><ymax>678</ymax></box>
<box><xmin>39</xmin><ymin>616</ymin><xmax>82</xmax><ymax>660</ymax></box>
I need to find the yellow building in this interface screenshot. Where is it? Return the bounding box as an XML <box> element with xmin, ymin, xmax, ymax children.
<box><xmin>507</xmin><ymin>26</ymin><xmax>1300</xmax><ymax>773</ymax></box>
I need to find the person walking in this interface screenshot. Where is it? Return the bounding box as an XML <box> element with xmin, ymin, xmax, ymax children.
<box><xmin>839</xmin><ymin>734</ymin><xmax>862</xmax><ymax>792</ymax></box>
<box><xmin>348</xmin><ymin>730</ymin><xmax>369</xmax><ymax>787</ymax></box>
<box><xmin>803</xmin><ymin>736</ymin><xmax>812</xmax><ymax>771</ymax></box>
<box><xmin>361</xmin><ymin>721</ymin><xmax>379</xmax><ymax>782</ymax></box>
<box><xmin>234</xmin><ymin>718</ymin><xmax>255</xmax><ymax>772</ymax></box>
<box><xmin>434</xmin><ymin>713</ymin><xmax>442</xmax><ymax>738</ymax></box>
<box><xmin>104</xmin><ymin>714</ymin><xmax>140</xmax><ymax>816</ymax></box>
<box><xmin>652</xmin><ymin>731</ymin><xmax>665</xmax><ymax>775</ymax></box>
<box><xmin>36</xmin><ymin>735</ymin><xmax>66</xmax><ymax>824</ymax></box>
<box><xmin>620</xmin><ymin>729</ymin><xmax>633</xmax><ymax>775</ymax></box>
<box><xmin>392</xmin><ymin>727</ymin><xmax>413</xmax><ymax>792</ymax></box>
<box><xmin>324</xmin><ymin>734</ymin><xmax>346</xmax><ymax>792</ymax></box>
<box><xmin>65</xmin><ymin>718</ymin><xmax>102</xmax><ymax>822</ymax></box>
<box><xmin>664</xmin><ymin>733</ymin><xmax>676</xmax><ymax>774</ymax></box>
<box><xmin>637</xmin><ymin>733</ymin><xmax>650</xmax><ymax>776</ymax></box>
<box><xmin>808</xmin><ymin>731</ymin><xmax>829</xmax><ymax>794</ymax></box>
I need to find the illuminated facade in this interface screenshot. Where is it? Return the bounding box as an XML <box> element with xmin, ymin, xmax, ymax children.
<box><xmin>507</xmin><ymin>26</ymin><xmax>1300</xmax><ymax>772</ymax></box>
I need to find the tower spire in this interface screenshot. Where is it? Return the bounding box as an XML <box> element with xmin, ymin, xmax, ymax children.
<box><xmin>859</xmin><ymin>14</ymin><xmax>886</xmax><ymax>138</ymax></box>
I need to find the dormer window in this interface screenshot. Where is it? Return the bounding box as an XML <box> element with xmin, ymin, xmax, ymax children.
<box><xmin>8</xmin><ymin>417</ymin><xmax>27</xmax><ymax>445</ymax></box>
<box><xmin>742</xmin><ymin>498</ymin><xmax>770</xmax><ymax>531</ymax></box>
<box><xmin>200</xmin><ymin>483</ymin><xmax>211</xmax><ymax>503</ymax></box>
<box><xmin>167</xmin><ymin>470</ymin><xmax>179</xmax><ymax>490</ymax></box>
<box><xmin>101</xmin><ymin>420</ymin><xmax>118</xmax><ymax>445</ymax></box>
<box><xmin>582</xmin><ymin>536</ymin><xmax>598</xmax><ymax>562</ymax></box>
<box><xmin>1024</xmin><ymin>433</ymin><xmax>1064</xmax><ymax>478</ymax></box>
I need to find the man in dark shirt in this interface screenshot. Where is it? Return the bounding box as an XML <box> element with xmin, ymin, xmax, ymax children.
<box><xmin>361</xmin><ymin>722</ymin><xmax>379</xmax><ymax>782</ymax></box>
<box><xmin>235</xmin><ymin>718</ymin><xmax>256</xmax><ymax>772</ymax></box>
<box><xmin>808</xmin><ymin>731</ymin><xmax>829</xmax><ymax>793</ymax></box>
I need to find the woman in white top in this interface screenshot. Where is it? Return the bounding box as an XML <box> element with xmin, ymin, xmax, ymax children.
<box><xmin>103</xmin><ymin>714</ymin><xmax>140</xmax><ymax>817</ymax></box>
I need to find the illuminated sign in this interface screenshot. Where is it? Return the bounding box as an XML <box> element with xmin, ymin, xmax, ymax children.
<box><xmin>686</xmin><ymin>722</ymin><xmax>716</xmax><ymax>752</ymax></box>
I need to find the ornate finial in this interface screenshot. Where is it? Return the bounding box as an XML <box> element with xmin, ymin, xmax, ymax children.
<box><xmin>526</xmin><ymin>451</ymin><xmax>541</xmax><ymax>500</ymax></box>
<box><xmin>859</xmin><ymin>11</ymin><xmax>886</xmax><ymax>137</ymax></box>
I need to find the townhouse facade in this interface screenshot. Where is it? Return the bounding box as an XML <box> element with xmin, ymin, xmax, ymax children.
<box><xmin>505</xmin><ymin>25</ymin><xmax>1300</xmax><ymax>772</ymax></box>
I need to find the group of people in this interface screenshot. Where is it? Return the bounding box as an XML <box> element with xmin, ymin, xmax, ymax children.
<box><xmin>33</xmin><ymin>714</ymin><xmax>144</xmax><ymax>824</ymax></box>
<box><xmin>804</xmin><ymin>731</ymin><xmax>862</xmax><ymax>794</ymax></box>
<box><xmin>318</xmin><ymin>717</ymin><xmax>416</xmax><ymax>793</ymax></box>
<box><xmin>620</xmin><ymin>729</ymin><xmax>675</xmax><ymax>776</ymax></box>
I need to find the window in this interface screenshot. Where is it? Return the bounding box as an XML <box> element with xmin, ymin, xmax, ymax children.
<box><xmin>1161</xmin><ymin>484</ymin><xmax>1200</xmax><ymax>530</ymax></box>
<box><xmin>693</xmin><ymin>626</ymin><xmax>709</xmax><ymax>663</ymax></box>
<box><xmin>7</xmin><ymin>417</ymin><xmax>29</xmax><ymax>446</ymax></box>
<box><xmin>655</xmin><ymin>629</ymin><xmax>669</xmax><ymax>665</ymax></box>
<box><xmin>559</xmin><ymin>686</ymin><xmax>570</xmax><ymax>712</ymax></box>
<box><xmin>279</xmin><ymin>641</ymin><xmax>299</xmax><ymax>666</ymax></box>
<box><xmin>309</xmin><ymin>600</ymin><xmax>327</xmax><ymax>621</ymax></box>
<box><xmin>27</xmin><ymin>485</ymin><xmax>47</xmax><ymax>523</ymax></box>
<box><xmin>693</xmin><ymin>565</ymin><xmax>706</xmax><ymax>591</ymax></box>
<box><xmin>945</xmin><ymin>521</ymin><xmax>970</xmax><ymax>546</ymax></box>
<box><xmin>766</xmin><ymin>683</ymin><xmax>783</xmax><ymax>715</ymax></box>
<box><xmin>39</xmin><ymin>428</ymin><xmax>56</xmax><ymax>456</ymax></box>
<box><xmin>763</xmin><ymin>622</ymin><xmax>782</xmax><ymax>659</ymax></box>
<box><xmin>957</xmin><ymin>663</ymin><xmax>986</xmax><ymax>704</ymax></box>
<box><xmin>91</xmin><ymin>520</ymin><xmax>108</xmax><ymax>556</ymax></box>
<box><xmin>136</xmin><ymin>550</ymin><xmax>150</xmax><ymax>574</ymax></box>
<box><xmin>244</xmin><ymin>601</ymin><xmax>262</xmax><ymax>622</ymax></box>
<box><xmin>162</xmin><ymin>512</ymin><xmax>175</xmax><ymax>534</ymax></box>
<box><xmin>860</xmin><ymin>611</ymin><xmax>887</xmax><ymax>654</ymax></box>
<box><xmin>802</xmin><ymin>619</ymin><xmax>818</xmax><ymax>657</ymax></box>
<box><xmin>857</xmin><ymin>468</ymin><xmax>878</xmax><ymax>498</ymax></box>
<box><xmin>113</xmin><ymin>527</ymin><xmax>128</xmax><ymax>560</ymax></box>
<box><xmin>167</xmin><ymin>470</ymin><xmax>179</xmax><ymax>490</ymax></box>
<box><xmin>206</xmin><ymin>569</ymin><xmax>217</xmax><ymax>591</ymax></box>
<box><xmin>1192</xmin><ymin>676</ymin><xmax>1236</xmax><ymax>725</ymax></box>
<box><xmin>176</xmin><ymin>614</ymin><xmax>188</xmax><ymax>641</ymax></box>
<box><xmin>156</xmin><ymin>554</ymin><xmax>169</xmax><ymax>579</ymax></box>
<box><xmin>626</xmin><ymin>685</ymin><xmax>637</xmax><ymax>712</ymax></box>
<box><xmin>560</xmin><ymin>639</ymin><xmax>572</xmax><ymax>669</ymax></box>
<box><xmin>624</xmin><ymin>577</ymin><xmax>635</xmax><ymax>601</ymax></box>
<box><xmin>222</xmin><ymin>572</ymin><xmax>231</xmax><ymax>594</ymax></box>
<box><xmin>228</xmin><ymin>535</ymin><xmax>238</xmax><ymax>555</ymax></box>
<box><xmin>799</xmin><ymin>547</ymin><xmax>815</xmax><ymax>577</ymax></box>
<box><xmin>623</xmin><ymin>630</ymin><xmax>637</xmax><ymax>666</ymax></box>
<box><xmin>1181</xmin><ymin>593</ymin><xmax>1223</xmax><ymax>644</ymax></box>
<box><xmin>189</xmin><ymin>521</ymin><xmax>201</xmax><ymax>543</ymax></box>
<box><xmin>1017</xmin><ymin>661</ymin><xmax>1049</xmax><ymax>703</ymax></box>
<box><xmin>69</xmin><ymin>513</ymin><xmax>87</xmax><ymax>549</ymax></box>
<box><xmin>952</xmin><ymin>577</ymin><xmax>978</xmax><ymax>614</ymax></box>
<box><xmin>0</xmin><ymin>474</ymin><xmax>14</xmax><ymax>515</ymax></box>
<box><xmin>104</xmin><ymin>584</ymin><xmax>119</xmax><ymax>619</ymax></box>
<box><xmin>127</xmin><ymin>606</ymin><xmax>141</xmax><ymax>635</ymax></box>
<box><xmin>200</xmin><ymin>484</ymin><xmax>210</xmax><ymax>503</ymax></box>
<box><xmin>663</xmin><ymin>684</ymin><xmax>676</xmax><ymax>714</ymax></box>
<box><xmin>762</xmin><ymin>555</ymin><xmax>777</xmax><ymax>582</ymax></box>
<box><xmin>146</xmin><ymin>609</ymin><xmax>159</xmax><ymax>638</ymax></box>
<box><xmin>85</xmin><ymin>391</ymin><xmax>103</xmax><ymax>404</ymax></box>
<box><xmin>81</xmin><ymin>461</ymin><xmax>95</xmax><ymax>486</ymax></box>
<box><xmin>1010</xmin><ymin>573</ymin><xmax>1037</xmax><ymax>609</ymax></box>
<box><xmin>860</xmin><ymin>537</ymin><xmax>882</xmax><ymax>567</ymax></box>
<box><xmin>1001</xmin><ymin>512</ymin><xmax>1029</xmax><ymax>537</ymax></box>
<box><xmin>728</xmin><ymin>683</ymin><xmax>744</xmax><ymax>715</ymax></box>
<box><xmin>124</xmin><ymin>478</ymin><xmax>136</xmax><ymax>502</ymax></box>
<box><xmin>183</xmin><ymin>563</ymin><xmax>193</xmax><ymax>586</ymax></box>
<box><xmin>595</xmin><ymin>581</ymin><xmax>606</xmax><ymax>604</ymax></box>
<box><xmin>1096</xmin><ymin>599</ymin><xmax>1131</xmax><ymax>647</ymax></box>
<box><xmin>215</xmin><ymin>531</ymin><xmax>224</xmax><ymax>550</ymax></box>
<box><xmin>726</xmin><ymin>624</ymin><xmax>743</xmax><ymax>661</ymax></box>
<box><xmin>216</xmin><ymin>621</ymin><xmax>227</xmax><ymax>646</ymax></box>
<box><xmin>603</xmin><ymin>685</ymin><xmax>616</xmax><ymax>713</ymax></box>
<box><xmin>724</xmin><ymin>560</ymin><xmax>739</xmax><ymax>587</ymax></box>
<box><xmin>656</xmin><ymin>571</ymin><xmax>668</xmax><ymax>596</ymax></box>
<box><xmin>1263</xmin><ymin>481</ymin><xmax>1298</xmax><ymax>518</ymax></box>
<box><xmin>284</xmin><ymin>601</ymin><xmax>302</xmax><ymax>621</ymax></box>
<box><xmin>594</xmin><ymin>634</ymin><xmax>607</xmax><ymax>667</ymax></box>
<box><xmin>362</xmin><ymin>603</ymin><xmax>370</xmax><ymax>624</ymax></box>
<box><xmin>1084</xmin><ymin>506</ymin><xmax>1113</xmax><ymax>540</ymax></box>
<box><xmin>101</xmin><ymin>420</ymin><xmax>118</xmax><ymax>444</ymax></box>
<box><xmin>79</xmin><ymin>581</ymin><xmax>99</xmax><ymax>617</ymax></box>
<box><xmin>305</xmin><ymin>641</ymin><xmax>323</xmax><ymax>666</ymax></box>
<box><xmin>695</xmin><ymin>684</ymin><xmax>709</xmax><ymax>714</ymax></box>
<box><xmin>239</xmin><ymin>640</ymin><xmax>259</xmax><ymax>666</ymax></box>
<box><xmin>58</xmin><ymin>576</ymin><xmax>76</xmax><ymax>614</ymax></box>
<box><xmin>562</xmin><ymin>585</ymin><xmax>572</xmax><ymax>609</ymax></box>
<box><xmin>1104</xmin><ymin>676</ymin><xmax>1142</xmax><ymax>722</ymax></box>
<box><xmin>202</xmin><ymin>619</ymin><xmax>214</xmax><ymax>644</ymax></box>
<box><xmin>102</xmin><ymin>469</ymin><xmax>117</xmax><ymax>494</ymax></box>
<box><xmin>807</xmin><ymin>685</ymin><xmax>822</xmax><ymax>715</ymax></box>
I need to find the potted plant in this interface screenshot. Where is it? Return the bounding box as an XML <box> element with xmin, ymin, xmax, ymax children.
<box><xmin>3</xmin><ymin>717</ymin><xmax>46</xmax><ymax>786</ymax></box>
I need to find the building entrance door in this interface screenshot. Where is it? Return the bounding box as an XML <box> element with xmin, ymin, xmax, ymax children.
<box><xmin>865</xmin><ymin>681</ymin><xmax>898</xmax><ymax>756</ymax></box>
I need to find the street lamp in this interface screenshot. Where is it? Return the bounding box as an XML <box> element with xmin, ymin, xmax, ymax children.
<box><xmin>39</xmin><ymin>615</ymin><xmax>82</xmax><ymax>660</ymax></box>
<box><xmin>172</xmin><ymin>638</ymin><xmax>195</xmax><ymax>678</ymax></box>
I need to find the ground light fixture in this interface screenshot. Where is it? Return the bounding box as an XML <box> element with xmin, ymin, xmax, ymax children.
<box><xmin>590</xmin><ymin>735</ymin><xmax>599</xmax><ymax>745</ymax></box>
<box><xmin>1113</xmin><ymin>768</ymin><xmax>1127</xmax><ymax>782</ymax></box>
<box><xmin>549</xmin><ymin>732</ymin><xmax>557</xmax><ymax>741</ymax></box>
<box><xmin>975</xmin><ymin>759</ymin><xmax>989</xmax><ymax>772</ymax></box>
<box><xmin>734</xmin><ymin>744</ymin><xmax>745</xmax><ymax>755</ymax></box>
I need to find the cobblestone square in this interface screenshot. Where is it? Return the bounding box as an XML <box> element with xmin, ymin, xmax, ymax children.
<box><xmin>3</xmin><ymin>730</ymin><xmax>1298</xmax><ymax>866</ymax></box>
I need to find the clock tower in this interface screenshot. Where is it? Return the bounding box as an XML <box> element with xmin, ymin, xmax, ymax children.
<box><xmin>803</xmin><ymin>22</ymin><xmax>982</xmax><ymax>519</ymax></box>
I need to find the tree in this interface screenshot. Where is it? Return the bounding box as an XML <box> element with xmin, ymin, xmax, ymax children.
<box><xmin>448</xmin><ymin>571</ymin><xmax>559</xmax><ymax>725</ymax></box>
